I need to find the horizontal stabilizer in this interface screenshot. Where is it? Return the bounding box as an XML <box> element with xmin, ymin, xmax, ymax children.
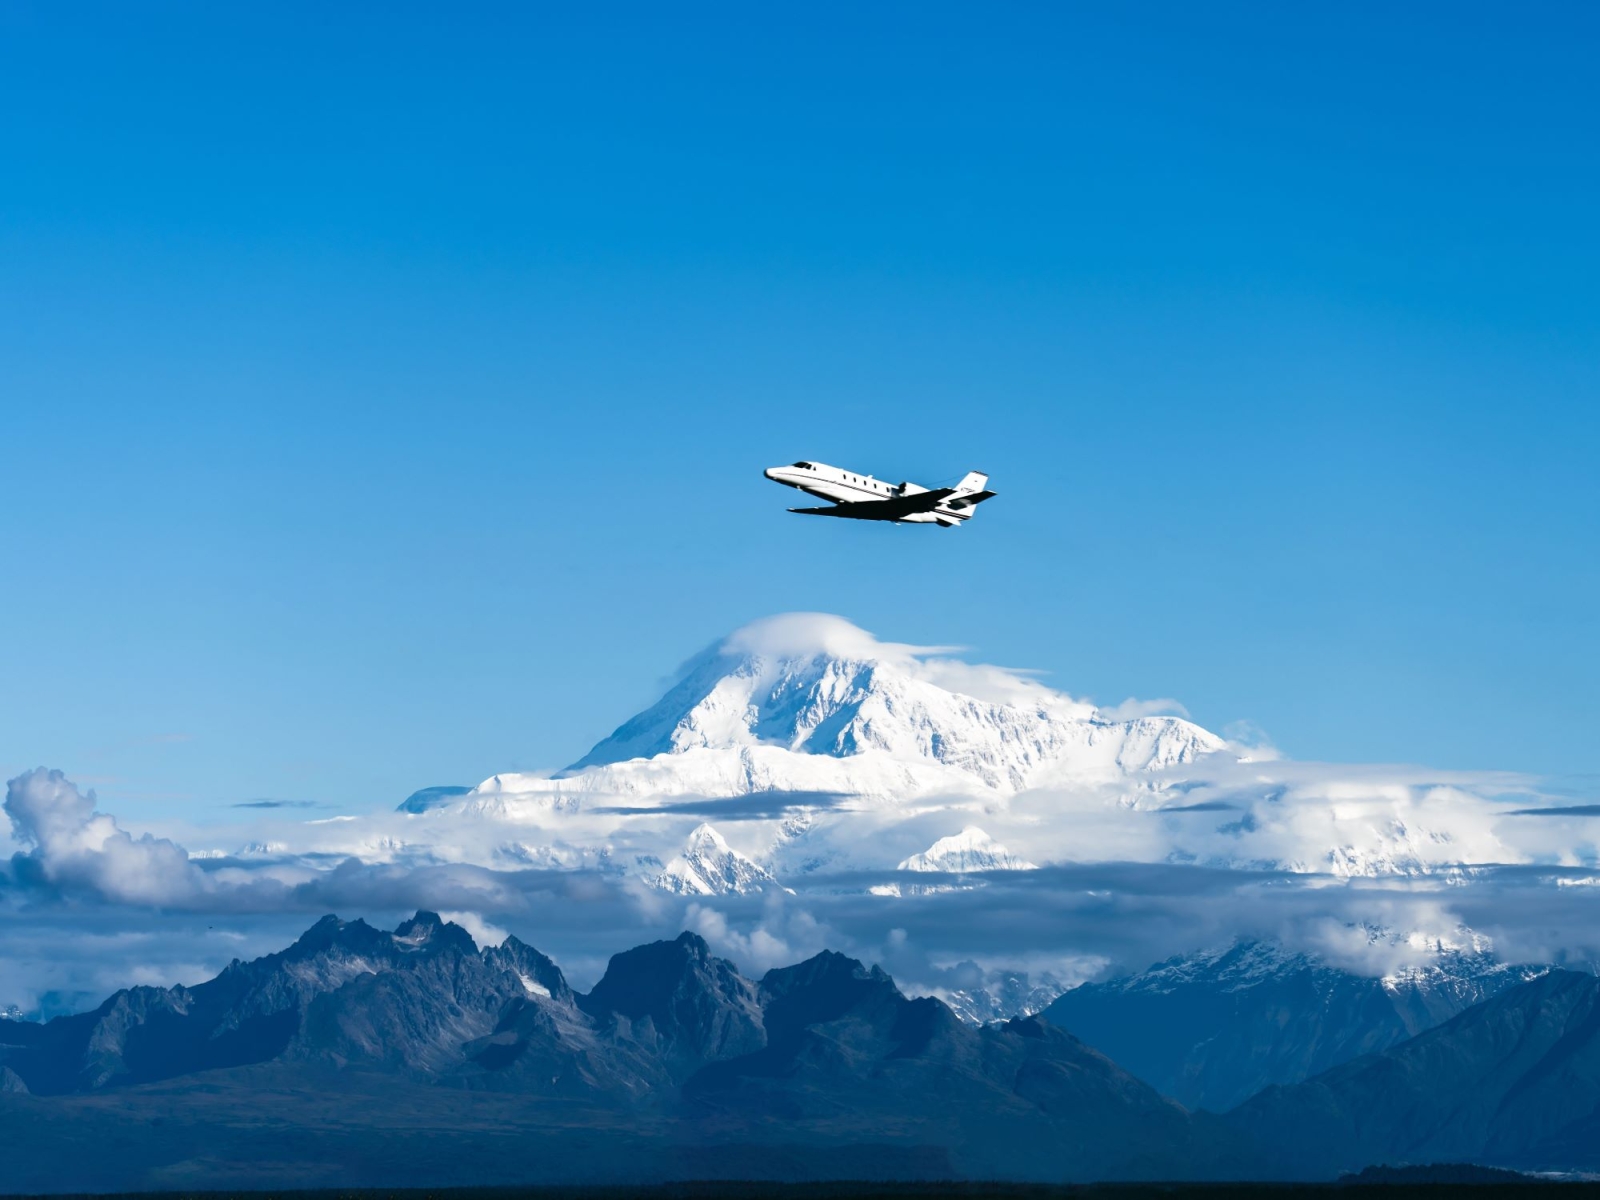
<box><xmin>948</xmin><ymin>489</ymin><xmax>996</xmax><ymax>508</ymax></box>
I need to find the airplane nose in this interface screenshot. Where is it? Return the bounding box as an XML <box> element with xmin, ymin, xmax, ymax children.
<box><xmin>764</xmin><ymin>467</ymin><xmax>779</xmax><ymax>480</ymax></box>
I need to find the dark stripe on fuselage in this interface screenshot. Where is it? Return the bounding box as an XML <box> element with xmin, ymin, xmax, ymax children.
<box><xmin>797</xmin><ymin>475</ymin><xmax>896</xmax><ymax>502</ymax></box>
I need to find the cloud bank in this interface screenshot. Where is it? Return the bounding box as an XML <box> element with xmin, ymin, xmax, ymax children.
<box><xmin>7</xmin><ymin>759</ymin><xmax>1599</xmax><ymax>1019</ymax></box>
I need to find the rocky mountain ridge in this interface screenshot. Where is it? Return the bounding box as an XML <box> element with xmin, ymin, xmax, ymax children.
<box><xmin>1043</xmin><ymin>938</ymin><xmax>1550</xmax><ymax>1111</ymax></box>
<box><xmin>3</xmin><ymin>912</ymin><xmax>1597</xmax><ymax>1187</ymax></box>
<box><xmin>0</xmin><ymin>911</ymin><xmax>1255</xmax><ymax>1185</ymax></box>
<box><xmin>1228</xmin><ymin>968</ymin><xmax>1600</xmax><ymax>1174</ymax></box>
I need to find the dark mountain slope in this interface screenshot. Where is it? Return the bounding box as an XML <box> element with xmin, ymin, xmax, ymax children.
<box><xmin>1043</xmin><ymin>939</ymin><xmax>1543</xmax><ymax>1110</ymax></box>
<box><xmin>1227</xmin><ymin>969</ymin><xmax>1600</xmax><ymax>1176</ymax></box>
<box><xmin>578</xmin><ymin>931</ymin><xmax>765</xmax><ymax>1081</ymax></box>
<box><xmin>455</xmin><ymin>932</ymin><xmax>762</xmax><ymax>1097</ymax></box>
<box><xmin>685</xmin><ymin>950</ymin><xmax>1256</xmax><ymax>1180</ymax></box>
<box><xmin>0</xmin><ymin>912</ymin><xmax>559</xmax><ymax>1092</ymax></box>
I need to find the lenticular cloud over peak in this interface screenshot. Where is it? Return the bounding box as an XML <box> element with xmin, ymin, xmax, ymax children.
<box><xmin>712</xmin><ymin>612</ymin><xmax>1060</xmax><ymax>709</ymax></box>
<box><xmin>719</xmin><ymin>612</ymin><xmax>962</xmax><ymax>667</ymax></box>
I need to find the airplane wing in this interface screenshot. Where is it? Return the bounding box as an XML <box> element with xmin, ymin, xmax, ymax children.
<box><xmin>790</xmin><ymin>488</ymin><xmax>956</xmax><ymax>520</ymax></box>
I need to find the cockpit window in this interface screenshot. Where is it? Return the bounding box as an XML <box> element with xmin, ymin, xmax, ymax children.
<box><xmin>792</xmin><ymin>461</ymin><xmax>813</xmax><ymax>468</ymax></box>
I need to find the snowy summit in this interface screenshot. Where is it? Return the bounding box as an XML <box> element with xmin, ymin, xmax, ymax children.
<box><xmin>461</xmin><ymin>614</ymin><xmax>1225</xmax><ymax>807</ymax></box>
<box><xmin>374</xmin><ymin>613</ymin><xmax>1514</xmax><ymax>893</ymax></box>
<box><xmin>899</xmin><ymin>827</ymin><xmax>1038</xmax><ymax>873</ymax></box>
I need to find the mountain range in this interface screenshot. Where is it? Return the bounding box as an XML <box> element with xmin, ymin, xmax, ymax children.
<box><xmin>1228</xmin><ymin>968</ymin><xmax>1600</xmax><ymax>1175</ymax></box>
<box><xmin>3</xmin><ymin>911</ymin><xmax>1597</xmax><ymax>1189</ymax></box>
<box><xmin>0</xmin><ymin>911</ymin><xmax>1252</xmax><ymax>1189</ymax></box>
<box><xmin>1043</xmin><ymin>938</ymin><xmax>1548</xmax><ymax>1111</ymax></box>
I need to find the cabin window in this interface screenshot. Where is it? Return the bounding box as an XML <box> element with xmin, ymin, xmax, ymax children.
<box><xmin>793</xmin><ymin>462</ymin><xmax>812</xmax><ymax>469</ymax></box>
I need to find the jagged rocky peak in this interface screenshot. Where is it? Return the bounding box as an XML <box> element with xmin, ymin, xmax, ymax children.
<box><xmin>1041</xmin><ymin>931</ymin><xmax>1549</xmax><ymax>1113</ymax></box>
<box><xmin>1103</xmin><ymin>939</ymin><xmax>1307</xmax><ymax>994</ymax></box>
<box><xmin>484</xmin><ymin>935</ymin><xmax>572</xmax><ymax>1004</ymax></box>
<box><xmin>578</xmin><ymin>931</ymin><xmax>764</xmax><ymax>1072</ymax></box>
<box><xmin>563</xmin><ymin>613</ymin><xmax>1226</xmax><ymax>791</ymax></box>
<box><xmin>1073</xmin><ymin>928</ymin><xmax>1525</xmax><ymax>999</ymax></box>
<box><xmin>392</xmin><ymin>910</ymin><xmax>479</xmax><ymax>956</ymax></box>
<box><xmin>935</xmin><ymin>966</ymin><xmax>1069</xmax><ymax>1024</ymax></box>
<box><xmin>759</xmin><ymin>949</ymin><xmax>905</xmax><ymax>1042</ymax></box>
<box><xmin>654</xmin><ymin>824</ymin><xmax>778</xmax><ymax>896</ymax></box>
<box><xmin>277</xmin><ymin>911</ymin><xmax>482</xmax><ymax>964</ymax></box>
<box><xmin>899</xmin><ymin>826</ymin><xmax>1038</xmax><ymax>873</ymax></box>
<box><xmin>285</xmin><ymin>913</ymin><xmax>392</xmax><ymax>958</ymax></box>
<box><xmin>583</xmin><ymin>931</ymin><xmax>730</xmax><ymax>1008</ymax></box>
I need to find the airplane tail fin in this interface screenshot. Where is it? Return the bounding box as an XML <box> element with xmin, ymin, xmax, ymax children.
<box><xmin>942</xmin><ymin>471</ymin><xmax>997</xmax><ymax>523</ymax></box>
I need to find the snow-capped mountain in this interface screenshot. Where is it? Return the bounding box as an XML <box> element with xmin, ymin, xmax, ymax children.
<box><xmin>872</xmin><ymin>827</ymin><xmax>1041</xmax><ymax>896</ymax></box>
<box><xmin>1043</xmin><ymin>934</ymin><xmax>1547</xmax><ymax>1111</ymax></box>
<box><xmin>434</xmin><ymin>614</ymin><xmax>1226</xmax><ymax>814</ymax></box>
<box><xmin>569</xmin><ymin>615</ymin><xmax>1225</xmax><ymax>790</ymax></box>
<box><xmin>362</xmin><ymin>613</ymin><xmax>1527</xmax><ymax>894</ymax></box>
<box><xmin>935</xmin><ymin>969</ymin><xmax>1069</xmax><ymax>1025</ymax></box>
<box><xmin>653</xmin><ymin>824</ymin><xmax>781</xmax><ymax>896</ymax></box>
<box><xmin>899</xmin><ymin>827</ymin><xmax>1037</xmax><ymax>873</ymax></box>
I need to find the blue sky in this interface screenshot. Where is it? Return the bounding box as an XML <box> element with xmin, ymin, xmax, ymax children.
<box><xmin>3</xmin><ymin>2</ymin><xmax>1596</xmax><ymax>820</ymax></box>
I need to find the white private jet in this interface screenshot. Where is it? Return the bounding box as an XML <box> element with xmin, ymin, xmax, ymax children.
<box><xmin>763</xmin><ymin>461</ymin><xmax>996</xmax><ymax>527</ymax></box>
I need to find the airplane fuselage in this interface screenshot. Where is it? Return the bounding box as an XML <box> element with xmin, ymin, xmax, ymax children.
<box><xmin>763</xmin><ymin>461</ymin><xmax>994</xmax><ymax>526</ymax></box>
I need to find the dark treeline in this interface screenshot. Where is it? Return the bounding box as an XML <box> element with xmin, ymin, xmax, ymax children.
<box><xmin>9</xmin><ymin>1178</ymin><xmax>1600</xmax><ymax>1200</ymax></box>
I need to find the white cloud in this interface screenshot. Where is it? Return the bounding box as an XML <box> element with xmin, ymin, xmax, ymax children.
<box><xmin>717</xmin><ymin>612</ymin><xmax>1085</xmax><ymax>711</ymax></box>
<box><xmin>1223</xmin><ymin>719</ymin><xmax>1281</xmax><ymax>759</ymax></box>
<box><xmin>1098</xmin><ymin>697</ymin><xmax>1191</xmax><ymax>721</ymax></box>
<box><xmin>686</xmin><ymin>892</ymin><xmax>834</xmax><ymax>976</ymax></box>
<box><xmin>4</xmin><ymin>768</ymin><xmax>210</xmax><ymax>905</ymax></box>
<box><xmin>720</xmin><ymin>612</ymin><xmax>963</xmax><ymax>664</ymax></box>
<box><xmin>439</xmin><ymin>911</ymin><xmax>510</xmax><ymax>949</ymax></box>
